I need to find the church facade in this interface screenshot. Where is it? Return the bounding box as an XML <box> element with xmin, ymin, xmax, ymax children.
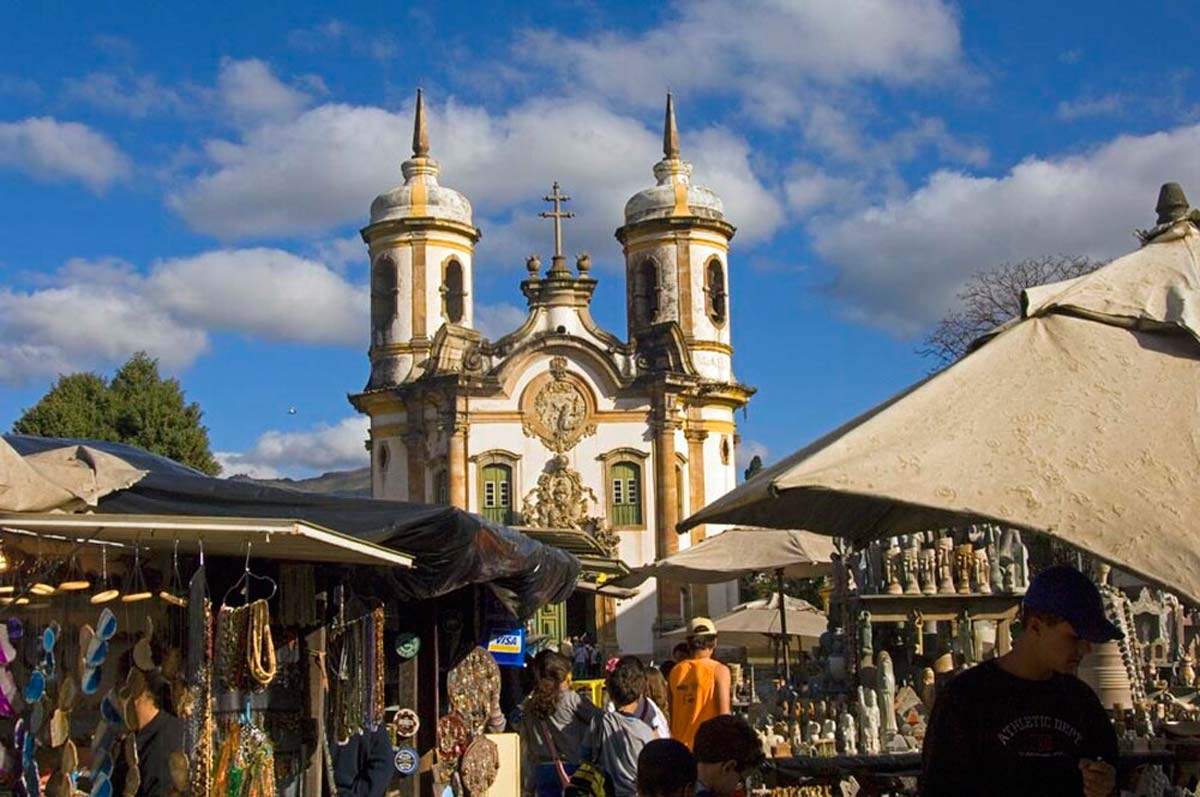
<box><xmin>349</xmin><ymin>92</ymin><xmax>753</xmax><ymax>655</ymax></box>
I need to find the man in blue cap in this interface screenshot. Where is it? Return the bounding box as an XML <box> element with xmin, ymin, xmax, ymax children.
<box><xmin>921</xmin><ymin>564</ymin><xmax>1120</xmax><ymax>797</ymax></box>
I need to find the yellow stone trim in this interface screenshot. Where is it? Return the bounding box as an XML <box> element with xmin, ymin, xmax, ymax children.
<box><xmin>410</xmin><ymin>174</ymin><xmax>428</xmax><ymax>215</ymax></box>
<box><xmin>672</xmin><ymin>172</ymin><xmax>689</xmax><ymax>217</ymax></box>
<box><xmin>412</xmin><ymin>241</ymin><xmax>426</xmax><ymax>338</ymax></box>
<box><xmin>467</xmin><ymin>409</ymin><xmax>648</xmax><ymax>423</ymax></box>
<box><xmin>369</xmin><ymin>235</ymin><xmax>475</xmax><ymax>257</ymax></box>
<box><xmin>697</xmin><ymin>419</ymin><xmax>737</xmax><ymax>435</ymax></box>
<box><xmin>675</xmin><ymin>235</ymin><xmax>693</xmax><ymax>338</ymax></box>
<box><xmin>623</xmin><ymin>235</ymin><xmax>728</xmax><ymax>257</ymax></box>
<box><xmin>687</xmin><ymin>340</ymin><xmax>733</xmax><ymax>355</ymax></box>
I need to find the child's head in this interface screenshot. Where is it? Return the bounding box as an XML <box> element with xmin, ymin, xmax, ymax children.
<box><xmin>637</xmin><ymin>739</ymin><xmax>696</xmax><ymax>797</ymax></box>
<box><xmin>693</xmin><ymin>715</ymin><xmax>764</xmax><ymax>797</ymax></box>
<box><xmin>607</xmin><ymin>655</ymin><xmax>647</xmax><ymax>709</ymax></box>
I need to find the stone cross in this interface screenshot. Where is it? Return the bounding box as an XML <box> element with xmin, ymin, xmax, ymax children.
<box><xmin>539</xmin><ymin>182</ymin><xmax>575</xmax><ymax>263</ymax></box>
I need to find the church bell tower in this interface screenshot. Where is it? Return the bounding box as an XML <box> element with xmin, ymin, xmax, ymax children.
<box><xmin>361</xmin><ymin>90</ymin><xmax>481</xmax><ymax>389</ymax></box>
<box><xmin>616</xmin><ymin>94</ymin><xmax>736</xmax><ymax>383</ymax></box>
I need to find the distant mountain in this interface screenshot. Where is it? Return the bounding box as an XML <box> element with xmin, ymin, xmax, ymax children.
<box><xmin>229</xmin><ymin>466</ymin><xmax>372</xmax><ymax>497</ymax></box>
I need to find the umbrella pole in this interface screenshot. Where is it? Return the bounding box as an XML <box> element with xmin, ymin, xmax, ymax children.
<box><xmin>776</xmin><ymin>568</ymin><xmax>791</xmax><ymax>685</ymax></box>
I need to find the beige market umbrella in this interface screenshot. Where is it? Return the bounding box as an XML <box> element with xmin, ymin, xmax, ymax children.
<box><xmin>0</xmin><ymin>441</ymin><xmax>146</xmax><ymax>513</ymax></box>
<box><xmin>610</xmin><ymin>527</ymin><xmax>835</xmax><ymax>588</ymax></box>
<box><xmin>664</xmin><ymin>593</ymin><xmax>827</xmax><ymax>647</ymax></box>
<box><xmin>617</xmin><ymin>528</ymin><xmax>833</xmax><ymax>681</ymax></box>
<box><xmin>23</xmin><ymin>445</ymin><xmax>146</xmax><ymax>506</ymax></box>
<box><xmin>0</xmin><ymin>438</ymin><xmax>77</xmax><ymax>512</ymax></box>
<box><xmin>680</xmin><ymin>184</ymin><xmax>1200</xmax><ymax>604</ymax></box>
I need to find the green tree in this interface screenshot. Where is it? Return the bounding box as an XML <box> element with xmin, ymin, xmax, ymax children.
<box><xmin>13</xmin><ymin>352</ymin><xmax>221</xmax><ymax>476</ymax></box>
<box><xmin>12</xmin><ymin>372</ymin><xmax>115</xmax><ymax>440</ymax></box>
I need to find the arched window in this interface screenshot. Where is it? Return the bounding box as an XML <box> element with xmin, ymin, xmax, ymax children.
<box><xmin>481</xmin><ymin>463</ymin><xmax>513</xmax><ymax>524</ymax></box>
<box><xmin>371</xmin><ymin>255</ymin><xmax>398</xmax><ymax>342</ymax></box>
<box><xmin>609</xmin><ymin>461</ymin><xmax>643</xmax><ymax>527</ymax></box>
<box><xmin>442</xmin><ymin>259</ymin><xmax>465</xmax><ymax>324</ymax></box>
<box><xmin>635</xmin><ymin>258</ymin><xmax>660</xmax><ymax>326</ymax></box>
<box><xmin>705</xmin><ymin>258</ymin><xmax>727</xmax><ymax>325</ymax></box>
<box><xmin>377</xmin><ymin>442</ymin><xmax>390</xmax><ymax>473</ymax></box>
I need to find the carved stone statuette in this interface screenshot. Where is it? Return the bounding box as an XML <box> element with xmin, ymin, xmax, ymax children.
<box><xmin>954</xmin><ymin>544</ymin><xmax>974</xmax><ymax>595</ymax></box>
<box><xmin>903</xmin><ymin>536</ymin><xmax>921</xmax><ymax>595</ymax></box>
<box><xmin>974</xmin><ymin>548</ymin><xmax>992</xmax><ymax>594</ymax></box>
<box><xmin>920</xmin><ymin>548</ymin><xmax>937</xmax><ymax>595</ymax></box>
<box><xmin>839</xmin><ymin>710</ymin><xmax>858</xmax><ymax>755</ymax></box>
<box><xmin>936</xmin><ymin>537</ymin><xmax>956</xmax><ymax>594</ymax></box>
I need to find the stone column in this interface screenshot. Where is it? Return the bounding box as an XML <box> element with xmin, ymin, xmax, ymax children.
<box><xmin>404</xmin><ymin>429</ymin><xmax>426</xmax><ymax>503</ymax></box>
<box><xmin>447</xmin><ymin>419</ymin><xmax>468</xmax><ymax>509</ymax></box>
<box><xmin>654</xmin><ymin>410</ymin><xmax>682</xmax><ymax>625</ymax></box>
<box><xmin>685</xmin><ymin>427</ymin><xmax>709</xmax><ymax>616</ymax></box>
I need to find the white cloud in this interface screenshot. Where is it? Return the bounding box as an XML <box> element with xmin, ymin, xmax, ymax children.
<box><xmin>518</xmin><ymin>0</ymin><xmax>965</xmax><ymax>115</ymax></box>
<box><xmin>312</xmin><ymin>234</ymin><xmax>366</xmax><ymax>270</ymax></box>
<box><xmin>0</xmin><ymin>117</ymin><xmax>130</xmax><ymax>191</ymax></box>
<box><xmin>216</xmin><ymin>58</ymin><xmax>313</xmax><ymax>127</ymax></box>
<box><xmin>0</xmin><ymin>259</ymin><xmax>208</xmax><ymax>383</ymax></box>
<box><xmin>1056</xmin><ymin>93</ymin><xmax>1124</xmax><ymax>121</ymax></box>
<box><xmin>811</xmin><ymin>122</ymin><xmax>1200</xmax><ymax>335</ymax></box>
<box><xmin>287</xmin><ymin>19</ymin><xmax>397</xmax><ymax>61</ymax></box>
<box><xmin>62</xmin><ymin>72</ymin><xmax>184</xmax><ymax>118</ymax></box>
<box><xmin>0</xmin><ymin>249</ymin><xmax>365</xmax><ymax>384</ymax></box>
<box><xmin>475</xmin><ymin>302</ymin><xmax>528</xmax><ymax>340</ymax></box>
<box><xmin>216</xmin><ymin>416</ymin><xmax>369</xmax><ymax>478</ymax></box>
<box><xmin>168</xmin><ymin>96</ymin><xmax>784</xmax><ymax>259</ymax></box>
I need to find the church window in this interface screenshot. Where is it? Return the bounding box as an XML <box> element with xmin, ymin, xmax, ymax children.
<box><xmin>433</xmin><ymin>470</ymin><xmax>449</xmax><ymax>505</ymax></box>
<box><xmin>610</xmin><ymin>461</ymin><xmax>642</xmax><ymax>527</ymax></box>
<box><xmin>635</xmin><ymin>258</ymin><xmax>661</xmax><ymax>326</ymax></box>
<box><xmin>481</xmin><ymin>463</ymin><xmax>513</xmax><ymax>524</ymax></box>
<box><xmin>371</xmin><ymin>255</ymin><xmax>398</xmax><ymax>342</ymax></box>
<box><xmin>442</xmin><ymin>258</ymin><xmax>465</xmax><ymax>324</ymax></box>
<box><xmin>705</xmin><ymin>258</ymin><xmax>727</xmax><ymax>326</ymax></box>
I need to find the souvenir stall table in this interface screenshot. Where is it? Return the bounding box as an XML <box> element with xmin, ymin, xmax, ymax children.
<box><xmin>3</xmin><ymin>433</ymin><xmax>581</xmax><ymax>797</ymax></box>
<box><xmin>0</xmin><ymin>512</ymin><xmax>413</xmax><ymax>797</ymax></box>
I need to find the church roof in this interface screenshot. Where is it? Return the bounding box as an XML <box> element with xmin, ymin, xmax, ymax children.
<box><xmin>622</xmin><ymin>94</ymin><xmax>725</xmax><ymax>226</ymax></box>
<box><xmin>369</xmin><ymin>90</ymin><xmax>474</xmax><ymax>227</ymax></box>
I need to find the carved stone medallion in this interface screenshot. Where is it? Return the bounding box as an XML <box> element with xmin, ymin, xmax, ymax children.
<box><xmin>521</xmin><ymin>357</ymin><xmax>596</xmax><ymax>453</ymax></box>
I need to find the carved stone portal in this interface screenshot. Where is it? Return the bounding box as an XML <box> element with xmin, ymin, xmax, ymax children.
<box><xmin>521</xmin><ymin>357</ymin><xmax>597</xmax><ymax>453</ymax></box>
<box><xmin>522</xmin><ymin>456</ymin><xmax>619</xmax><ymax>556</ymax></box>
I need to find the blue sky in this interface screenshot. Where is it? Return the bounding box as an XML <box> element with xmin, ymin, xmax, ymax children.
<box><xmin>1</xmin><ymin>1</ymin><xmax>1198</xmax><ymax>478</ymax></box>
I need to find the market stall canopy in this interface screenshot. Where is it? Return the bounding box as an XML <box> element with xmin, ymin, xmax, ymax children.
<box><xmin>663</xmin><ymin>593</ymin><xmax>826</xmax><ymax>645</ymax></box>
<box><xmin>679</xmin><ymin>184</ymin><xmax>1200</xmax><ymax>604</ymax></box>
<box><xmin>610</xmin><ymin>527</ymin><xmax>834</xmax><ymax>589</ymax></box>
<box><xmin>0</xmin><ymin>513</ymin><xmax>413</xmax><ymax>567</ymax></box>
<box><xmin>0</xmin><ymin>439</ymin><xmax>144</xmax><ymax>512</ymax></box>
<box><xmin>3</xmin><ymin>435</ymin><xmax>579</xmax><ymax>620</ymax></box>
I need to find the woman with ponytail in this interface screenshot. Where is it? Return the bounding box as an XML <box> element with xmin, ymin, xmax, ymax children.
<box><xmin>518</xmin><ymin>649</ymin><xmax>601</xmax><ymax>797</ymax></box>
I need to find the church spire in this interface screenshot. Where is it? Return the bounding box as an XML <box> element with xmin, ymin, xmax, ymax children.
<box><xmin>412</xmin><ymin>88</ymin><xmax>430</xmax><ymax>158</ymax></box>
<box><xmin>663</xmin><ymin>92</ymin><xmax>680</xmax><ymax>159</ymax></box>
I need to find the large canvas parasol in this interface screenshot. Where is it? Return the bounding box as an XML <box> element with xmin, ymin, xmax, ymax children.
<box><xmin>662</xmin><ymin>592</ymin><xmax>827</xmax><ymax>648</ymax></box>
<box><xmin>680</xmin><ymin>184</ymin><xmax>1200</xmax><ymax>604</ymax></box>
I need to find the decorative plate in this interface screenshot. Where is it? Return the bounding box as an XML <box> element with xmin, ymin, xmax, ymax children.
<box><xmin>393</xmin><ymin>709</ymin><xmax>420</xmax><ymax>739</ymax></box>
<box><xmin>393</xmin><ymin>746</ymin><xmax>419</xmax><ymax>776</ymax></box>
<box><xmin>460</xmin><ymin>736</ymin><xmax>500</xmax><ymax>796</ymax></box>
<box><xmin>437</xmin><ymin>712</ymin><xmax>470</xmax><ymax>758</ymax></box>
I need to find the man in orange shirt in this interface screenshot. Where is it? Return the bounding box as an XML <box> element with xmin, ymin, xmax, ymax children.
<box><xmin>667</xmin><ymin>618</ymin><xmax>731</xmax><ymax>749</ymax></box>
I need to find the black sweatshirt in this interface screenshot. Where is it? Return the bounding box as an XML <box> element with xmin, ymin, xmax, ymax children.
<box><xmin>920</xmin><ymin>659</ymin><xmax>1117</xmax><ymax>797</ymax></box>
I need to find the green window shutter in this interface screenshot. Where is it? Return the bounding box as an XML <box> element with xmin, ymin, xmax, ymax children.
<box><xmin>482</xmin><ymin>463</ymin><xmax>513</xmax><ymax>524</ymax></box>
<box><xmin>610</xmin><ymin>461</ymin><xmax>642</xmax><ymax>526</ymax></box>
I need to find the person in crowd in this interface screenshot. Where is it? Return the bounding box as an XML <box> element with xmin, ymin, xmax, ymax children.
<box><xmin>519</xmin><ymin>650</ymin><xmax>602</xmax><ymax>797</ymax></box>
<box><xmin>921</xmin><ymin>565</ymin><xmax>1119</xmax><ymax>797</ymax></box>
<box><xmin>604</xmin><ymin>656</ymin><xmax>669</xmax><ymax>739</ymax></box>
<box><xmin>590</xmin><ymin>643</ymin><xmax>604</xmax><ymax>678</ymax></box>
<box><xmin>560</xmin><ymin>636</ymin><xmax>575</xmax><ymax>661</ymax></box>
<box><xmin>642</xmin><ymin>666</ymin><xmax>672</xmax><ymax>732</ymax></box>
<box><xmin>636</xmin><ymin>739</ymin><xmax>697</xmax><ymax>797</ymax></box>
<box><xmin>659</xmin><ymin>643</ymin><xmax>690</xmax><ymax>682</ymax></box>
<box><xmin>692</xmin><ymin>715</ymin><xmax>764</xmax><ymax>797</ymax></box>
<box><xmin>110</xmin><ymin>669</ymin><xmax>187</xmax><ymax>797</ymax></box>
<box><xmin>583</xmin><ymin>657</ymin><xmax>659</xmax><ymax>797</ymax></box>
<box><xmin>573</xmin><ymin>640</ymin><xmax>591</xmax><ymax>680</ymax></box>
<box><xmin>668</xmin><ymin>618</ymin><xmax>731</xmax><ymax>749</ymax></box>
